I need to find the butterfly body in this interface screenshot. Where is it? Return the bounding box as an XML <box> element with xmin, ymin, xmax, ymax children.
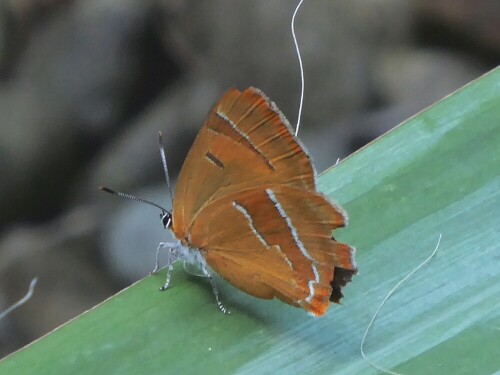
<box><xmin>168</xmin><ymin>87</ymin><xmax>357</xmax><ymax>317</ymax></box>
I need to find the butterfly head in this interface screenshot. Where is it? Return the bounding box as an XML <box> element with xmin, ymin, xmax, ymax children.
<box><xmin>161</xmin><ymin>211</ymin><xmax>173</xmax><ymax>229</ymax></box>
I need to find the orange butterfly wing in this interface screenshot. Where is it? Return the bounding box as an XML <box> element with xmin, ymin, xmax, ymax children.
<box><xmin>191</xmin><ymin>185</ymin><xmax>355</xmax><ymax>316</ymax></box>
<box><xmin>172</xmin><ymin>87</ymin><xmax>356</xmax><ymax>316</ymax></box>
<box><xmin>173</xmin><ymin>87</ymin><xmax>315</xmax><ymax>236</ymax></box>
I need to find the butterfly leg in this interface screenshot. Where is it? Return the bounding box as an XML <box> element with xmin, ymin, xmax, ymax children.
<box><xmin>151</xmin><ymin>242</ymin><xmax>179</xmax><ymax>274</ymax></box>
<box><xmin>150</xmin><ymin>242</ymin><xmax>182</xmax><ymax>291</ymax></box>
<box><xmin>203</xmin><ymin>268</ymin><xmax>231</xmax><ymax>315</ymax></box>
<box><xmin>159</xmin><ymin>264</ymin><xmax>174</xmax><ymax>291</ymax></box>
<box><xmin>160</xmin><ymin>245</ymin><xmax>182</xmax><ymax>291</ymax></box>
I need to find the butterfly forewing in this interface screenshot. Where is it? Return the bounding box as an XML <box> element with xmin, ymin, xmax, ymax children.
<box><xmin>214</xmin><ymin>88</ymin><xmax>315</xmax><ymax>190</ymax></box>
<box><xmin>173</xmin><ymin>88</ymin><xmax>315</xmax><ymax>236</ymax></box>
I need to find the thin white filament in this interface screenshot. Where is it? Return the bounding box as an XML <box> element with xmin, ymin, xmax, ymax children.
<box><xmin>360</xmin><ymin>234</ymin><xmax>443</xmax><ymax>375</ymax></box>
<box><xmin>158</xmin><ymin>131</ymin><xmax>174</xmax><ymax>209</ymax></box>
<box><xmin>291</xmin><ymin>0</ymin><xmax>305</xmax><ymax>137</ymax></box>
<box><xmin>0</xmin><ymin>278</ymin><xmax>38</xmax><ymax>321</ymax></box>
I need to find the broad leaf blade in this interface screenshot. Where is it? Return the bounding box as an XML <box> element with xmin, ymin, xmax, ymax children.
<box><xmin>0</xmin><ymin>68</ymin><xmax>499</xmax><ymax>374</ymax></box>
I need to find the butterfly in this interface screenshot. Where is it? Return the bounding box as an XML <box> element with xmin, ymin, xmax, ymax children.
<box><xmin>102</xmin><ymin>87</ymin><xmax>357</xmax><ymax>316</ymax></box>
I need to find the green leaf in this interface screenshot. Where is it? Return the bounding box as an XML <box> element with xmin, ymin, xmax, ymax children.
<box><xmin>1</xmin><ymin>68</ymin><xmax>499</xmax><ymax>375</ymax></box>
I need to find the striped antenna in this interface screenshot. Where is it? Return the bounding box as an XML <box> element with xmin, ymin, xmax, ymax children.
<box><xmin>100</xmin><ymin>186</ymin><xmax>169</xmax><ymax>214</ymax></box>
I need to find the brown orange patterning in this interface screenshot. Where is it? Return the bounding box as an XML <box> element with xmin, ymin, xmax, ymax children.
<box><xmin>171</xmin><ymin>87</ymin><xmax>357</xmax><ymax>316</ymax></box>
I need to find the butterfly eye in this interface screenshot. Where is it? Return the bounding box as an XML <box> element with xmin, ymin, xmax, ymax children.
<box><xmin>161</xmin><ymin>212</ymin><xmax>172</xmax><ymax>229</ymax></box>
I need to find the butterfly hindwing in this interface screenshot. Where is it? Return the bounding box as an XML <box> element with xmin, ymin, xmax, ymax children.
<box><xmin>189</xmin><ymin>185</ymin><xmax>355</xmax><ymax>316</ymax></box>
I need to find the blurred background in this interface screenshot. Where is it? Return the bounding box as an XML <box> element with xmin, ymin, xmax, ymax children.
<box><xmin>0</xmin><ymin>0</ymin><xmax>497</xmax><ymax>358</ymax></box>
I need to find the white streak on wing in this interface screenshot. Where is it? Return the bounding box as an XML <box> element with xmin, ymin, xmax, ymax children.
<box><xmin>308</xmin><ymin>267</ymin><xmax>320</xmax><ymax>303</ymax></box>
<box><xmin>216</xmin><ymin>111</ymin><xmax>247</xmax><ymax>141</ymax></box>
<box><xmin>216</xmin><ymin>110</ymin><xmax>275</xmax><ymax>169</ymax></box>
<box><xmin>279</xmin><ymin>246</ymin><xmax>294</xmax><ymax>269</ymax></box>
<box><xmin>266</xmin><ymin>189</ymin><xmax>319</xmax><ymax>303</ymax></box>
<box><xmin>232</xmin><ymin>201</ymin><xmax>269</xmax><ymax>248</ymax></box>
<box><xmin>232</xmin><ymin>201</ymin><xmax>294</xmax><ymax>270</ymax></box>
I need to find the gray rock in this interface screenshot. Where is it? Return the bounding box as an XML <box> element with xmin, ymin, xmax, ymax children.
<box><xmin>372</xmin><ymin>48</ymin><xmax>484</xmax><ymax>106</ymax></box>
<box><xmin>0</xmin><ymin>0</ymin><xmax>175</xmax><ymax>224</ymax></box>
<box><xmin>416</xmin><ymin>0</ymin><xmax>500</xmax><ymax>52</ymax></box>
<box><xmin>17</xmin><ymin>0</ymin><xmax>173</xmax><ymax>133</ymax></box>
<box><xmin>165</xmin><ymin>0</ymin><xmax>414</xmax><ymax>129</ymax></box>
<box><xmin>78</xmin><ymin>77</ymin><xmax>221</xmax><ymax>201</ymax></box>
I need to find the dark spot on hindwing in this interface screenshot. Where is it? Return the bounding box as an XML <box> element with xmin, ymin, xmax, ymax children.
<box><xmin>330</xmin><ymin>267</ymin><xmax>357</xmax><ymax>303</ymax></box>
